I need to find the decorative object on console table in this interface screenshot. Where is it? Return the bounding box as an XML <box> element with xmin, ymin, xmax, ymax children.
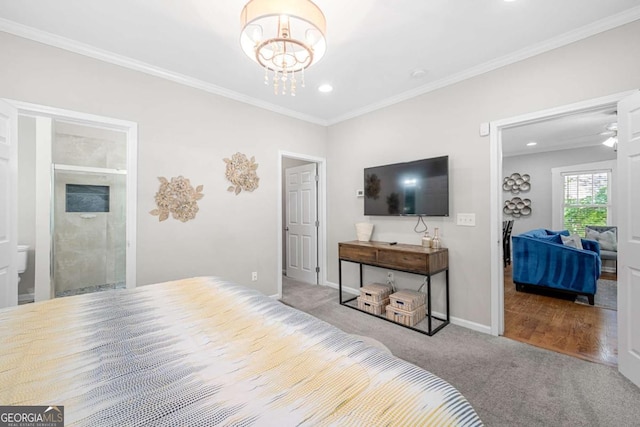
<box><xmin>338</xmin><ymin>241</ymin><xmax>449</xmax><ymax>336</ymax></box>
<box><xmin>355</xmin><ymin>222</ymin><xmax>374</xmax><ymax>241</ymax></box>
<box><xmin>431</xmin><ymin>228</ymin><xmax>441</xmax><ymax>249</ymax></box>
<box><xmin>421</xmin><ymin>230</ymin><xmax>432</xmax><ymax>248</ymax></box>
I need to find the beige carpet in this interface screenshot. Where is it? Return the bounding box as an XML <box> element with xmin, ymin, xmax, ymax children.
<box><xmin>281</xmin><ymin>276</ymin><xmax>640</xmax><ymax>427</ymax></box>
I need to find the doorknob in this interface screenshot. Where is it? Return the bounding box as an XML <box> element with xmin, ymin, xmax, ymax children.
<box><xmin>285</xmin><ymin>227</ymin><xmax>289</xmax><ymax>231</ymax></box>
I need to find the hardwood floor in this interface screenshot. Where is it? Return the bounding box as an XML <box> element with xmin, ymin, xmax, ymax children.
<box><xmin>503</xmin><ymin>266</ymin><xmax>617</xmax><ymax>367</ymax></box>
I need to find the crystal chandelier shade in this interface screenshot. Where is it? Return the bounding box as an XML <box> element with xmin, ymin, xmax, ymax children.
<box><xmin>240</xmin><ymin>0</ymin><xmax>327</xmax><ymax>96</ymax></box>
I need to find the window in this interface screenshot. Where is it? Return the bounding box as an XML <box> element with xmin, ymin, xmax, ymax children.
<box><xmin>562</xmin><ymin>170</ymin><xmax>610</xmax><ymax>236</ymax></box>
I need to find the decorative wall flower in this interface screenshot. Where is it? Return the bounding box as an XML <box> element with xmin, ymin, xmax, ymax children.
<box><xmin>150</xmin><ymin>176</ymin><xmax>204</xmax><ymax>222</ymax></box>
<box><xmin>223</xmin><ymin>152</ymin><xmax>260</xmax><ymax>195</ymax></box>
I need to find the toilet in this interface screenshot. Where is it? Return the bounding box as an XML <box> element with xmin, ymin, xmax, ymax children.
<box><xmin>17</xmin><ymin>245</ymin><xmax>29</xmax><ymax>284</ymax></box>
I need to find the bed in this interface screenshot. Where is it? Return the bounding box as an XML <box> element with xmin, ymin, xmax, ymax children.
<box><xmin>0</xmin><ymin>277</ymin><xmax>482</xmax><ymax>426</ymax></box>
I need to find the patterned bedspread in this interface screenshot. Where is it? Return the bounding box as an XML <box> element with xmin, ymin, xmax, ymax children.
<box><xmin>0</xmin><ymin>277</ymin><xmax>482</xmax><ymax>426</ymax></box>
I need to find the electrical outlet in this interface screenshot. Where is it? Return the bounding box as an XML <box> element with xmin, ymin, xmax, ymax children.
<box><xmin>456</xmin><ymin>213</ymin><xmax>476</xmax><ymax>227</ymax></box>
<box><xmin>251</xmin><ymin>272</ymin><xmax>258</xmax><ymax>281</ymax></box>
<box><xmin>387</xmin><ymin>272</ymin><xmax>394</xmax><ymax>283</ymax></box>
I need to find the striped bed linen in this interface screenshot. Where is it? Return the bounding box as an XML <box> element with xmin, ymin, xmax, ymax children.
<box><xmin>0</xmin><ymin>277</ymin><xmax>482</xmax><ymax>426</ymax></box>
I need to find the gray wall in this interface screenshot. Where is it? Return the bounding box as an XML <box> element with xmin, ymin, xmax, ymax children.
<box><xmin>503</xmin><ymin>145</ymin><xmax>617</xmax><ymax>236</ymax></box>
<box><xmin>1</xmin><ymin>31</ymin><xmax>326</xmax><ymax>297</ymax></box>
<box><xmin>326</xmin><ymin>20</ymin><xmax>640</xmax><ymax>328</ymax></box>
<box><xmin>3</xmin><ymin>19</ymin><xmax>640</xmax><ymax>327</ymax></box>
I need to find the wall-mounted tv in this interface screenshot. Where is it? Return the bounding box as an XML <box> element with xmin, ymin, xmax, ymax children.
<box><xmin>364</xmin><ymin>156</ymin><xmax>449</xmax><ymax>216</ymax></box>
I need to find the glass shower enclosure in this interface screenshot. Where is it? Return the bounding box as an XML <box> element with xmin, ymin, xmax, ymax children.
<box><xmin>51</xmin><ymin>121</ymin><xmax>127</xmax><ymax>297</ymax></box>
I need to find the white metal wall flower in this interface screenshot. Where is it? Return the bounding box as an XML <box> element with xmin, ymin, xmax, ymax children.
<box><xmin>150</xmin><ymin>176</ymin><xmax>204</xmax><ymax>222</ymax></box>
<box><xmin>224</xmin><ymin>152</ymin><xmax>260</xmax><ymax>195</ymax></box>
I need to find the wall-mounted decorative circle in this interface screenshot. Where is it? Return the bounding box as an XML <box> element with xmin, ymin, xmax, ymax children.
<box><xmin>503</xmin><ymin>197</ymin><xmax>532</xmax><ymax>218</ymax></box>
<box><xmin>503</xmin><ymin>173</ymin><xmax>531</xmax><ymax>194</ymax></box>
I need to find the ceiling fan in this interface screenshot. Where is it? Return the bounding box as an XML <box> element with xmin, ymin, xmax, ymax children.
<box><xmin>601</xmin><ymin>122</ymin><xmax>618</xmax><ymax>150</ymax></box>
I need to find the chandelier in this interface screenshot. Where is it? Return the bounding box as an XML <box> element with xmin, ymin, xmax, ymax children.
<box><xmin>240</xmin><ymin>0</ymin><xmax>327</xmax><ymax>96</ymax></box>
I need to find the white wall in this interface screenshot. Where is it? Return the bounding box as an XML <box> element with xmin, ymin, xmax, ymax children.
<box><xmin>0</xmin><ymin>32</ymin><xmax>327</xmax><ymax>296</ymax></box>
<box><xmin>326</xmin><ymin>20</ymin><xmax>640</xmax><ymax>328</ymax></box>
<box><xmin>503</xmin><ymin>145</ymin><xmax>617</xmax><ymax>236</ymax></box>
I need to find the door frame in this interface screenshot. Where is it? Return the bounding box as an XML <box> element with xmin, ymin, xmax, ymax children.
<box><xmin>5</xmin><ymin>99</ymin><xmax>138</xmax><ymax>298</ymax></box>
<box><xmin>277</xmin><ymin>151</ymin><xmax>326</xmax><ymax>299</ymax></box>
<box><xmin>489</xmin><ymin>90</ymin><xmax>636</xmax><ymax>336</ymax></box>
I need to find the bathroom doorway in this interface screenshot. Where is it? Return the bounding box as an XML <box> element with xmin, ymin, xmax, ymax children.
<box><xmin>51</xmin><ymin>121</ymin><xmax>128</xmax><ymax>297</ymax></box>
<box><xmin>13</xmin><ymin>101</ymin><xmax>137</xmax><ymax>303</ymax></box>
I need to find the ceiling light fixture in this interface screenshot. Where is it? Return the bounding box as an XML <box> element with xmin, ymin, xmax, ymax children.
<box><xmin>526</xmin><ymin>142</ymin><xmax>537</xmax><ymax>146</ymax></box>
<box><xmin>240</xmin><ymin>0</ymin><xmax>327</xmax><ymax>97</ymax></box>
<box><xmin>318</xmin><ymin>83</ymin><xmax>333</xmax><ymax>93</ymax></box>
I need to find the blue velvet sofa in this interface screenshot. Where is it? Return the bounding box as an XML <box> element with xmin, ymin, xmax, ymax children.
<box><xmin>511</xmin><ymin>229</ymin><xmax>601</xmax><ymax>305</ymax></box>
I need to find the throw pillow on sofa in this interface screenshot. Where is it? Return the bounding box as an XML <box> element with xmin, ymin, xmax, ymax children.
<box><xmin>561</xmin><ymin>233</ymin><xmax>584</xmax><ymax>250</ymax></box>
<box><xmin>585</xmin><ymin>228</ymin><xmax>617</xmax><ymax>251</ymax></box>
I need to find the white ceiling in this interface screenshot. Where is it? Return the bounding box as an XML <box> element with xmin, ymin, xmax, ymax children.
<box><xmin>502</xmin><ymin>107</ymin><xmax>618</xmax><ymax>157</ymax></box>
<box><xmin>1</xmin><ymin>0</ymin><xmax>639</xmax><ymax>125</ymax></box>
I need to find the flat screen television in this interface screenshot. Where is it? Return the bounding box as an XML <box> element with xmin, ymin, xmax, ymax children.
<box><xmin>364</xmin><ymin>156</ymin><xmax>449</xmax><ymax>216</ymax></box>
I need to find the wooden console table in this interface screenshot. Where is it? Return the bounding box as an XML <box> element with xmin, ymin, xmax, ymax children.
<box><xmin>338</xmin><ymin>241</ymin><xmax>449</xmax><ymax>336</ymax></box>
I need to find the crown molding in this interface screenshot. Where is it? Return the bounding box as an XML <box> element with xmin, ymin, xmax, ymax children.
<box><xmin>0</xmin><ymin>18</ymin><xmax>328</xmax><ymax>127</ymax></box>
<box><xmin>1</xmin><ymin>5</ymin><xmax>639</xmax><ymax>128</ymax></box>
<box><xmin>326</xmin><ymin>6</ymin><xmax>640</xmax><ymax>125</ymax></box>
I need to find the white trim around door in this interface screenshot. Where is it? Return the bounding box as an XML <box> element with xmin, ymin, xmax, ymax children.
<box><xmin>4</xmin><ymin>99</ymin><xmax>138</xmax><ymax>297</ymax></box>
<box><xmin>488</xmin><ymin>90</ymin><xmax>636</xmax><ymax>336</ymax></box>
<box><xmin>277</xmin><ymin>151</ymin><xmax>327</xmax><ymax>300</ymax></box>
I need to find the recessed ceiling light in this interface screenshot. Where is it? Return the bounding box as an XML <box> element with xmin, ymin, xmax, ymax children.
<box><xmin>526</xmin><ymin>142</ymin><xmax>537</xmax><ymax>146</ymax></box>
<box><xmin>318</xmin><ymin>84</ymin><xmax>333</xmax><ymax>93</ymax></box>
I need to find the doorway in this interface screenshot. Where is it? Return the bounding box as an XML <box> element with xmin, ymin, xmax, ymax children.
<box><xmin>11</xmin><ymin>101</ymin><xmax>137</xmax><ymax>303</ymax></box>
<box><xmin>278</xmin><ymin>151</ymin><xmax>326</xmax><ymax>299</ymax></box>
<box><xmin>51</xmin><ymin>121</ymin><xmax>128</xmax><ymax>297</ymax></box>
<box><xmin>489</xmin><ymin>91</ymin><xmax>633</xmax><ymax>336</ymax></box>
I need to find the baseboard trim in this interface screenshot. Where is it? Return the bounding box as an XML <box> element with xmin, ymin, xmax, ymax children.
<box><xmin>324</xmin><ymin>281</ymin><xmax>491</xmax><ymax>334</ymax></box>
<box><xmin>431</xmin><ymin>310</ymin><xmax>492</xmax><ymax>335</ymax></box>
<box><xmin>324</xmin><ymin>281</ymin><xmax>359</xmax><ymax>296</ymax></box>
<box><xmin>18</xmin><ymin>292</ymin><xmax>34</xmax><ymax>303</ymax></box>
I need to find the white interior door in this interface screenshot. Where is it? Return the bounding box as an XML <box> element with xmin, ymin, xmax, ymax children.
<box><xmin>0</xmin><ymin>100</ymin><xmax>18</xmax><ymax>308</ymax></box>
<box><xmin>618</xmin><ymin>90</ymin><xmax>640</xmax><ymax>388</ymax></box>
<box><xmin>285</xmin><ymin>163</ymin><xmax>318</xmax><ymax>284</ymax></box>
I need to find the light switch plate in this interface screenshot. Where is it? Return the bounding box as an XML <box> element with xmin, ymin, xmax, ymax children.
<box><xmin>356</xmin><ymin>189</ymin><xmax>364</xmax><ymax>197</ymax></box>
<box><xmin>457</xmin><ymin>213</ymin><xmax>476</xmax><ymax>226</ymax></box>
